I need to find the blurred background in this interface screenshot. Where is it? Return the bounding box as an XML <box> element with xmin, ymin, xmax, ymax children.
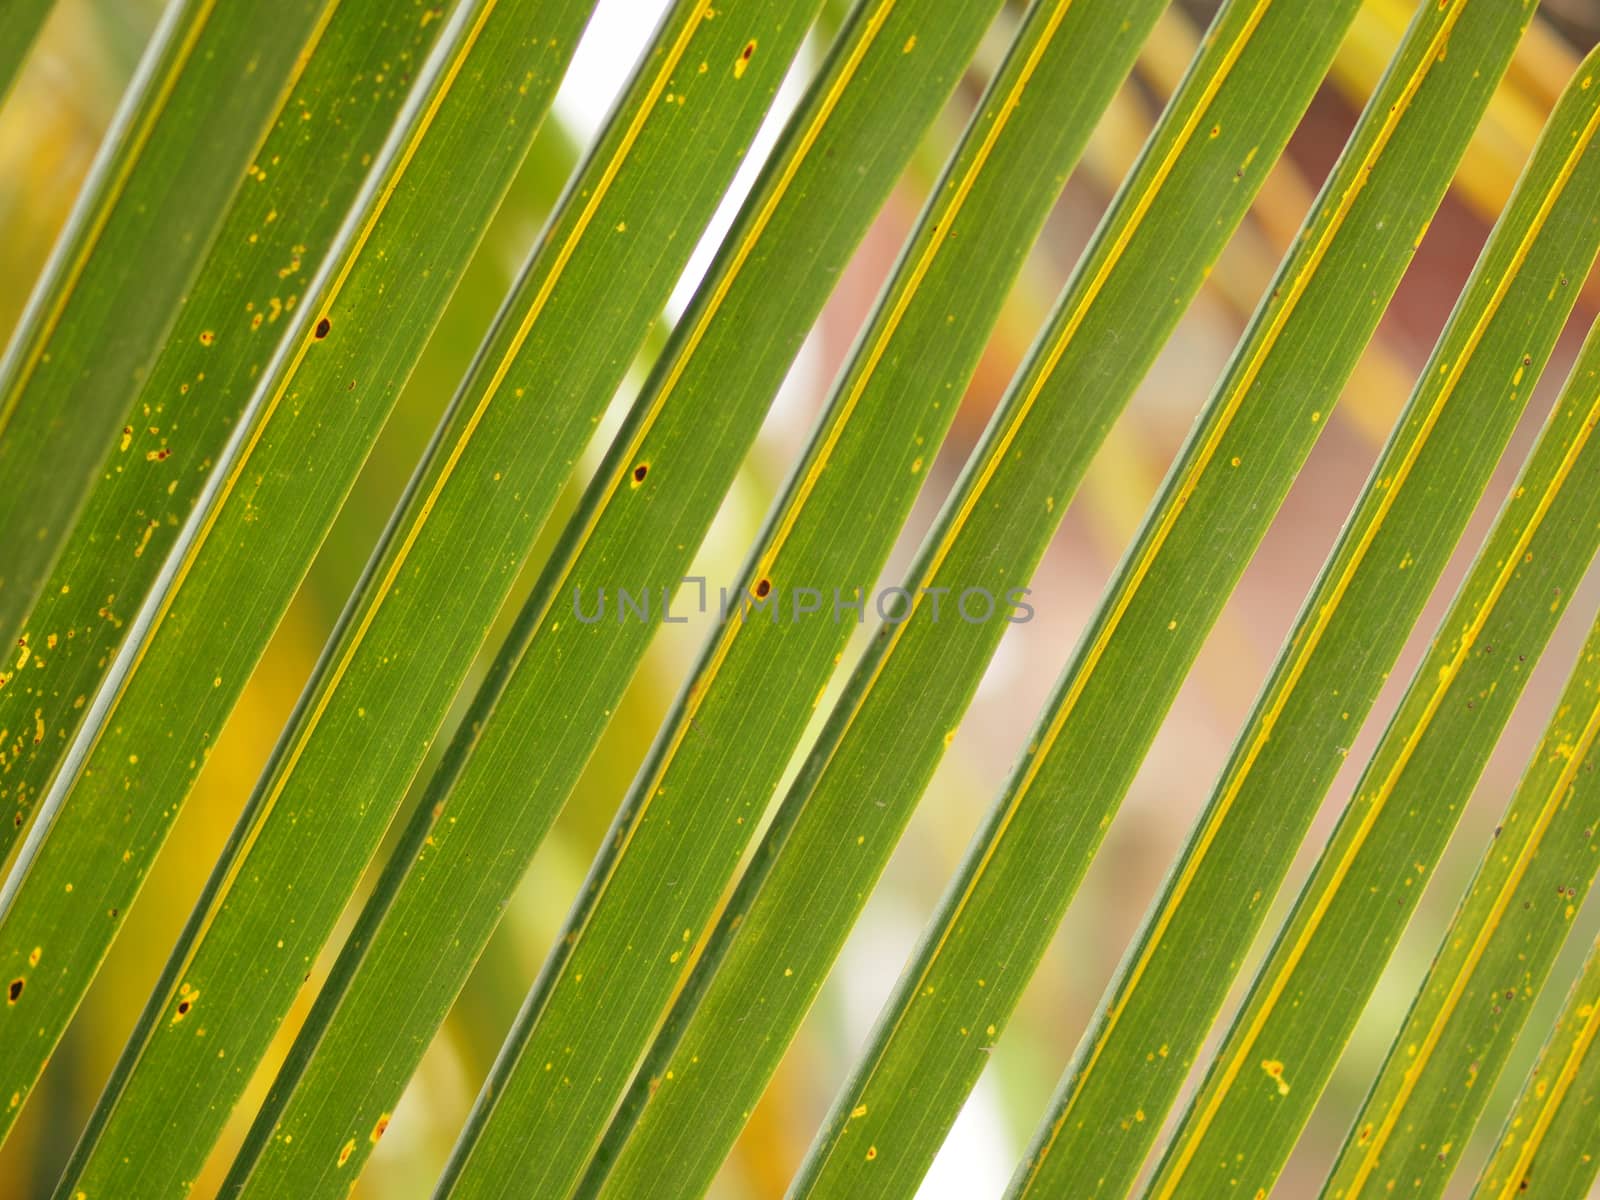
<box><xmin>4</xmin><ymin>0</ymin><xmax>1600</xmax><ymax>1195</ymax></box>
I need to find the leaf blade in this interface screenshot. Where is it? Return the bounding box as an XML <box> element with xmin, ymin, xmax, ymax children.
<box><xmin>565</xmin><ymin>3</ymin><xmax>1375</xmax><ymax>1197</ymax></box>
<box><xmin>794</xmin><ymin>5</ymin><xmax>1537</xmax><ymax>1194</ymax></box>
<box><xmin>0</xmin><ymin>0</ymin><xmax>452</xmax><ymax>880</ymax></box>
<box><xmin>1472</xmin><ymin>925</ymin><xmax>1600</xmax><ymax>1200</ymax></box>
<box><xmin>212</xmin><ymin>1</ymin><xmax>1009</xmax><ymax>1195</ymax></box>
<box><xmin>0</xmin><ymin>0</ymin><xmax>594</xmax><ymax>1148</ymax></box>
<box><xmin>1017</xmin><ymin>36</ymin><xmax>1600</xmax><ymax>1200</ymax></box>
<box><xmin>1152</xmin><ymin>158</ymin><xmax>1600</xmax><ymax>1200</ymax></box>
<box><xmin>454</xmin><ymin>2</ymin><xmax>1176</xmax><ymax>1195</ymax></box>
<box><xmin>0</xmin><ymin>0</ymin><xmax>334</xmax><ymax>643</ymax></box>
<box><xmin>60</xmin><ymin>3</ymin><xmax>825</xmax><ymax>1195</ymax></box>
<box><xmin>1324</xmin><ymin>500</ymin><xmax>1600</xmax><ymax>1197</ymax></box>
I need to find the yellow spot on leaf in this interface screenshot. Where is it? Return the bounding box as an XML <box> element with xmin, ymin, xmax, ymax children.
<box><xmin>1261</xmin><ymin>1059</ymin><xmax>1290</xmax><ymax>1096</ymax></box>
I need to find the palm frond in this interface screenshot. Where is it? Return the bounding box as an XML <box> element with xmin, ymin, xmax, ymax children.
<box><xmin>1329</xmin><ymin>493</ymin><xmax>1600</xmax><ymax>1196</ymax></box>
<box><xmin>0</xmin><ymin>0</ymin><xmax>593</xmax><ymax>1158</ymax></box>
<box><xmin>5</xmin><ymin>2</ymin><xmax>1600</xmax><ymax>1197</ymax></box>
<box><xmin>53</xmin><ymin>2</ymin><xmax>821</xmax><ymax>1192</ymax></box>
<box><xmin>0</xmin><ymin>0</ymin><xmax>335</xmax><ymax>646</ymax></box>
<box><xmin>1021</xmin><ymin>37</ymin><xmax>1600</xmax><ymax>1200</ymax></box>
<box><xmin>1474</xmin><ymin>922</ymin><xmax>1600</xmax><ymax>1200</ymax></box>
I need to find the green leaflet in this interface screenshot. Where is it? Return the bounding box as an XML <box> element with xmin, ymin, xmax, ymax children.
<box><xmin>1473</xmin><ymin>922</ymin><xmax>1600</xmax><ymax>1200</ymax></box>
<box><xmin>570</xmin><ymin>1</ymin><xmax>1372</xmax><ymax>1196</ymax></box>
<box><xmin>794</xmin><ymin>5</ymin><xmax>1535</xmax><ymax>1196</ymax></box>
<box><xmin>0</xmin><ymin>0</ymin><xmax>594</xmax><ymax>1151</ymax></box>
<box><xmin>56</xmin><ymin>2</ymin><xmax>819</xmax><ymax>1196</ymax></box>
<box><xmin>64</xmin><ymin>3</ymin><xmax>823</xmax><ymax>1196</ymax></box>
<box><xmin>0</xmin><ymin>0</ymin><xmax>450</xmax><ymax>869</ymax></box>
<box><xmin>453</xmin><ymin>2</ymin><xmax>1166</xmax><ymax>1196</ymax></box>
<box><xmin>1324</xmin><ymin>424</ymin><xmax>1600</xmax><ymax>1199</ymax></box>
<box><xmin>0</xmin><ymin>0</ymin><xmax>332</xmax><ymax>645</ymax></box>
<box><xmin>0</xmin><ymin>0</ymin><xmax>53</xmax><ymax>108</ymax></box>
<box><xmin>1150</xmin><ymin>129</ymin><xmax>1600</xmax><ymax>1200</ymax></box>
<box><xmin>218</xmin><ymin>2</ymin><xmax>1005</xmax><ymax>1197</ymax></box>
<box><xmin>1019</xmin><ymin>32</ymin><xmax>1600</xmax><ymax>1200</ymax></box>
<box><xmin>6</xmin><ymin>4</ymin><xmax>1594</xmax><ymax>1196</ymax></box>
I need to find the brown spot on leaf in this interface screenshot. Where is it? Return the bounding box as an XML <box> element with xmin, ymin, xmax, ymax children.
<box><xmin>171</xmin><ymin>983</ymin><xmax>199</xmax><ymax>1023</ymax></box>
